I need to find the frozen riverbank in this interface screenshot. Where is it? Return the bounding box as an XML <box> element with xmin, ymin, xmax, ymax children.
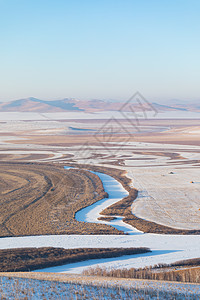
<box><xmin>75</xmin><ymin>170</ymin><xmax>140</xmax><ymax>234</ymax></box>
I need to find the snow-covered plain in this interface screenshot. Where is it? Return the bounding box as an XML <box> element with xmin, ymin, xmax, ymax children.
<box><xmin>129</xmin><ymin>166</ymin><xmax>200</xmax><ymax>230</ymax></box>
<box><xmin>0</xmin><ymin>110</ymin><xmax>200</xmax><ymax>121</ymax></box>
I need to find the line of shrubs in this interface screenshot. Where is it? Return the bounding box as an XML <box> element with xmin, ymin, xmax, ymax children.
<box><xmin>0</xmin><ymin>247</ymin><xmax>150</xmax><ymax>272</ymax></box>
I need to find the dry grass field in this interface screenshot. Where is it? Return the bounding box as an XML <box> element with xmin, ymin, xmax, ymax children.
<box><xmin>0</xmin><ymin>162</ymin><xmax>123</xmax><ymax>237</ymax></box>
<box><xmin>83</xmin><ymin>265</ymin><xmax>200</xmax><ymax>284</ymax></box>
<box><xmin>83</xmin><ymin>257</ymin><xmax>200</xmax><ymax>285</ymax></box>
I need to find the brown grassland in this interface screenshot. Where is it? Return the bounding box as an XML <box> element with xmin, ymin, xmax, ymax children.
<box><xmin>0</xmin><ymin>247</ymin><xmax>150</xmax><ymax>272</ymax></box>
<box><xmin>83</xmin><ymin>264</ymin><xmax>200</xmax><ymax>284</ymax></box>
<box><xmin>0</xmin><ymin>162</ymin><xmax>124</xmax><ymax>237</ymax></box>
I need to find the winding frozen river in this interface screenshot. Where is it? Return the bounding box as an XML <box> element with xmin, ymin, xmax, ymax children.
<box><xmin>75</xmin><ymin>170</ymin><xmax>141</xmax><ymax>234</ymax></box>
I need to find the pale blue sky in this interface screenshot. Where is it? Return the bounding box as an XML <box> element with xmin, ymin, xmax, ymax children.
<box><xmin>0</xmin><ymin>0</ymin><xmax>199</xmax><ymax>102</ymax></box>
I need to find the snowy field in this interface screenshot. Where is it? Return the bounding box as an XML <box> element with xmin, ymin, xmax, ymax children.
<box><xmin>0</xmin><ymin>110</ymin><xmax>200</xmax><ymax>121</ymax></box>
<box><xmin>129</xmin><ymin>166</ymin><xmax>200</xmax><ymax>230</ymax></box>
<box><xmin>69</xmin><ymin>141</ymin><xmax>200</xmax><ymax>231</ymax></box>
<box><xmin>0</xmin><ymin>273</ymin><xmax>200</xmax><ymax>299</ymax></box>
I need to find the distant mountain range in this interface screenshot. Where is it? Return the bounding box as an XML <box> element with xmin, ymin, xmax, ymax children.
<box><xmin>0</xmin><ymin>97</ymin><xmax>199</xmax><ymax>113</ymax></box>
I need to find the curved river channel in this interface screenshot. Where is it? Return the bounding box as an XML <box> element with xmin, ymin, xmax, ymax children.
<box><xmin>74</xmin><ymin>169</ymin><xmax>141</xmax><ymax>234</ymax></box>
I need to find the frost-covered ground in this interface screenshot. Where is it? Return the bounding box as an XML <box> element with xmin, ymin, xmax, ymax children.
<box><xmin>0</xmin><ymin>273</ymin><xmax>200</xmax><ymax>300</ymax></box>
<box><xmin>0</xmin><ymin>110</ymin><xmax>200</xmax><ymax>121</ymax></box>
<box><xmin>129</xmin><ymin>166</ymin><xmax>200</xmax><ymax>230</ymax></box>
<box><xmin>70</xmin><ymin>141</ymin><xmax>200</xmax><ymax>230</ymax></box>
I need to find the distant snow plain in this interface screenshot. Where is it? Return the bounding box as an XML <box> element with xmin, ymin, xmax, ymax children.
<box><xmin>0</xmin><ymin>109</ymin><xmax>200</xmax><ymax>121</ymax></box>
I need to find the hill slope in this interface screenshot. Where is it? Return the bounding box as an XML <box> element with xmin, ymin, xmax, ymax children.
<box><xmin>0</xmin><ymin>97</ymin><xmax>199</xmax><ymax>113</ymax></box>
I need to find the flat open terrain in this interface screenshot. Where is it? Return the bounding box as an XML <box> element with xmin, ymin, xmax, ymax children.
<box><xmin>0</xmin><ymin>116</ymin><xmax>200</xmax><ymax>232</ymax></box>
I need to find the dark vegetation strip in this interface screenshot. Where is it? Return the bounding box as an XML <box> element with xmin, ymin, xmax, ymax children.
<box><xmin>155</xmin><ymin>257</ymin><xmax>200</xmax><ymax>268</ymax></box>
<box><xmin>98</xmin><ymin>216</ymin><xmax>117</xmax><ymax>221</ymax></box>
<box><xmin>69</xmin><ymin>163</ymin><xmax>200</xmax><ymax>235</ymax></box>
<box><xmin>0</xmin><ymin>247</ymin><xmax>150</xmax><ymax>272</ymax></box>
